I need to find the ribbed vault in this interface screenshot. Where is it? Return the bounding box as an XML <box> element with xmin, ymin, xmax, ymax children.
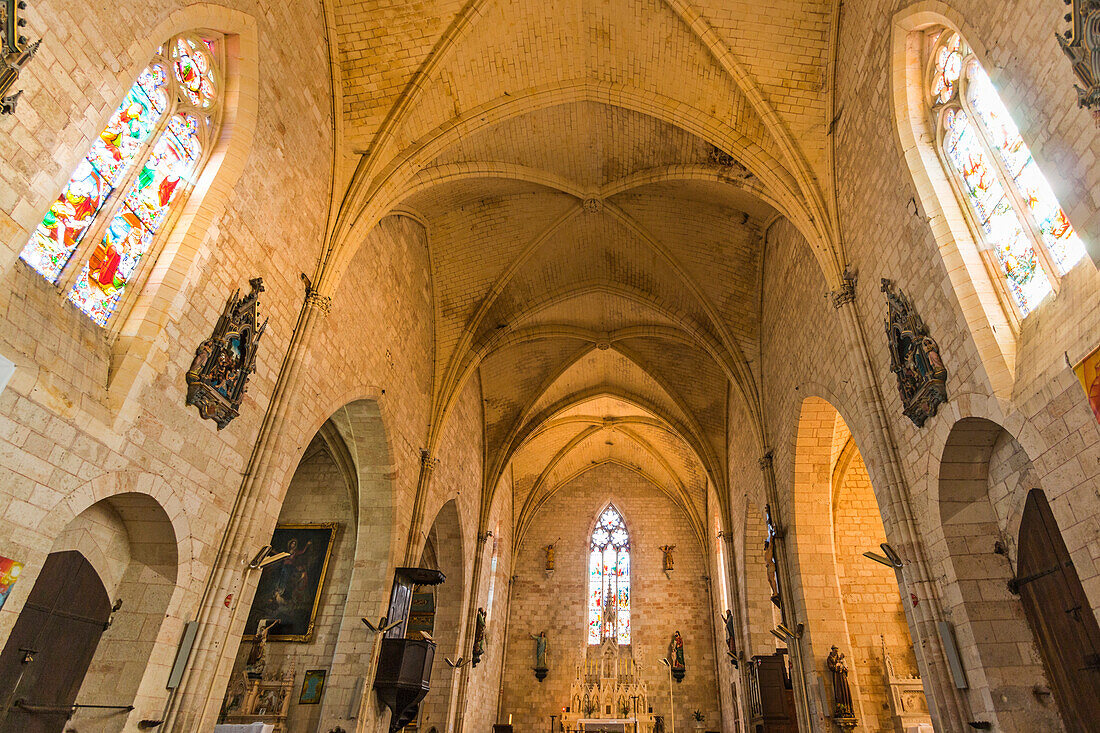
<box><xmin>320</xmin><ymin>0</ymin><xmax>842</xmax><ymax>547</ymax></box>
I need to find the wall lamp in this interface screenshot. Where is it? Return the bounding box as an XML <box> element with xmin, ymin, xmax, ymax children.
<box><xmin>770</xmin><ymin>622</ymin><xmax>803</xmax><ymax>642</ymax></box>
<box><xmin>248</xmin><ymin>544</ymin><xmax>290</xmax><ymax>570</ymax></box>
<box><xmin>862</xmin><ymin>543</ymin><xmax>903</xmax><ymax>569</ymax></box>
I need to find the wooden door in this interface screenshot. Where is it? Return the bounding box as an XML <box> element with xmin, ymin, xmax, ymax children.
<box><xmin>0</xmin><ymin>551</ymin><xmax>111</xmax><ymax>733</ymax></box>
<box><xmin>1016</xmin><ymin>489</ymin><xmax>1100</xmax><ymax>731</ymax></box>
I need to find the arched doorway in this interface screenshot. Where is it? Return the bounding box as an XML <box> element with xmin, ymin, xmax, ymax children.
<box><xmin>937</xmin><ymin>417</ymin><xmax>1063</xmax><ymax>729</ymax></box>
<box><xmin>1016</xmin><ymin>488</ymin><xmax>1100</xmax><ymax>729</ymax></box>
<box><xmin>216</xmin><ymin>398</ymin><xmax>397</xmax><ymax>733</ymax></box>
<box><xmin>790</xmin><ymin>397</ymin><xmax>928</xmax><ymax>730</ymax></box>
<box><xmin>0</xmin><ymin>492</ymin><xmax>179</xmax><ymax>733</ymax></box>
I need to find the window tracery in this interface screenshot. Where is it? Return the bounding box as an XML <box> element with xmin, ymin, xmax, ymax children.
<box><xmin>588</xmin><ymin>505</ymin><xmax>630</xmax><ymax>645</ymax></box>
<box><xmin>927</xmin><ymin>30</ymin><xmax>1086</xmax><ymax>317</ymax></box>
<box><xmin>19</xmin><ymin>33</ymin><xmax>223</xmax><ymax>326</ymax></box>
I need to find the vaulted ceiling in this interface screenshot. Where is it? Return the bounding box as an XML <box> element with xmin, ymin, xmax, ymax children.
<box><xmin>320</xmin><ymin>0</ymin><xmax>843</xmax><ymax>543</ymax></box>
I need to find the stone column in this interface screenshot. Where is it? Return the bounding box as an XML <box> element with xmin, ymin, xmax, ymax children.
<box><xmin>757</xmin><ymin>451</ymin><xmax>815</xmax><ymax>733</ymax></box>
<box><xmin>452</xmin><ymin>525</ymin><xmax>493</xmax><ymax>733</ymax></box>
<box><xmin>163</xmin><ymin>289</ymin><xmax>333</xmax><ymax>731</ymax></box>
<box><xmin>829</xmin><ymin>269</ymin><xmax>969</xmax><ymax>731</ymax></box>
<box><xmin>403</xmin><ymin>449</ymin><xmax>439</xmax><ymax>565</ymax></box>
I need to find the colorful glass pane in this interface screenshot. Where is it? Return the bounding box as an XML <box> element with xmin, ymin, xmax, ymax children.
<box><xmin>966</xmin><ymin>65</ymin><xmax>1087</xmax><ymax>275</ymax></box>
<box><xmin>931</xmin><ymin>33</ymin><xmax>962</xmax><ymax>105</ymax></box>
<box><xmin>588</xmin><ymin>505</ymin><xmax>630</xmax><ymax>644</ymax></box>
<box><xmin>18</xmin><ymin>67</ymin><xmax>167</xmax><ymax>281</ymax></box>
<box><xmin>942</xmin><ymin>107</ymin><xmax>1052</xmax><ymax>313</ymax></box>
<box><xmin>67</xmin><ymin>114</ymin><xmax>202</xmax><ymax>324</ymax></box>
<box><xmin>173</xmin><ymin>38</ymin><xmax>217</xmax><ymax>108</ymax></box>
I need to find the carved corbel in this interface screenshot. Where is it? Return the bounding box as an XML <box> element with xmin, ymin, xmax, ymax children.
<box><xmin>1</xmin><ymin>0</ymin><xmax>41</xmax><ymax>115</ymax></box>
<box><xmin>1058</xmin><ymin>0</ymin><xmax>1100</xmax><ymax>126</ymax></box>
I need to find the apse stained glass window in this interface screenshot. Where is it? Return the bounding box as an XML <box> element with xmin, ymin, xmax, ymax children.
<box><xmin>19</xmin><ymin>33</ymin><xmax>222</xmax><ymax>326</ymax></box>
<box><xmin>928</xmin><ymin>30</ymin><xmax>1086</xmax><ymax>317</ymax></box>
<box><xmin>588</xmin><ymin>505</ymin><xmax>630</xmax><ymax>645</ymax></box>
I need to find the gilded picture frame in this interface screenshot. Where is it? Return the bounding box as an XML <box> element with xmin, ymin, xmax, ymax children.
<box><xmin>244</xmin><ymin>522</ymin><xmax>338</xmax><ymax>643</ymax></box>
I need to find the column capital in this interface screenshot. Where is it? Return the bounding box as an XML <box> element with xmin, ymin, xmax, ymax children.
<box><xmin>420</xmin><ymin>449</ymin><xmax>439</xmax><ymax>471</ymax></box>
<box><xmin>758</xmin><ymin>450</ymin><xmax>774</xmax><ymax>471</ymax></box>
<box><xmin>304</xmin><ymin>290</ymin><xmax>333</xmax><ymax>316</ymax></box>
<box><xmin>830</xmin><ymin>265</ymin><xmax>857</xmax><ymax>309</ymax></box>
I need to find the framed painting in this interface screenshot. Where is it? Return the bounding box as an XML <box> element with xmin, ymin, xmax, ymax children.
<box><xmin>244</xmin><ymin>523</ymin><xmax>338</xmax><ymax>642</ymax></box>
<box><xmin>299</xmin><ymin>669</ymin><xmax>326</xmax><ymax>704</ymax></box>
<box><xmin>1072</xmin><ymin>343</ymin><xmax>1100</xmax><ymax>425</ymax></box>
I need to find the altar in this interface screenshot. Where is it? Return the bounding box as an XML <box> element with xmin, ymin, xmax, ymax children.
<box><xmin>560</xmin><ymin>639</ymin><xmax>655</xmax><ymax>733</ymax></box>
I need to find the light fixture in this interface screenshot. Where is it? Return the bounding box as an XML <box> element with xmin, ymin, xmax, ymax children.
<box><xmin>880</xmin><ymin>543</ymin><xmax>903</xmax><ymax>567</ymax></box>
<box><xmin>361</xmin><ymin>616</ymin><xmax>401</xmax><ymax>634</ymax></box>
<box><xmin>862</xmin><ymin>543</ymin><xmax>903</xmax><ymax>569</ymax></box>
<box><xmin>247</xmin><ymin>545</ymin><xmax>290</xmax><ymax>570</ymax></box>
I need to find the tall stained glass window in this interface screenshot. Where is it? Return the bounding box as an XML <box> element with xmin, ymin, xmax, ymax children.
<box><xmin>928</xmin><ymin>30</ymin><xmax>1086</xmax><ymax>317</ymax></box>
<box><xmin>588</xmin><ymin>505</ymin><xmax>630</xmax><ymax>645</ymax></box>
<box><xmin>19</xmin><ymin>34</ymin><xmax>222</xmax><ymax>326</ymax></box>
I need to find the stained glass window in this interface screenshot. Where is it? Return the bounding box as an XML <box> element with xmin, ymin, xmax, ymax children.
<box><xmin>928</xmin><ymin>31</ymin><xmax>1086</xmax><ymax>316</ymax></box>
<box><xmin>19</xmin><ymin>33</ymin><xmax>222</xmax><ymax>326</ymax></box>
<box><xmin>588</xmin><ymin>505</ymin><xmax>630</xmax><ymax>645</ymax></box>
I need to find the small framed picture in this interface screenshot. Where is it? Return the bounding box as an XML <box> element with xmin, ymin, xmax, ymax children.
<box><xmin>299</xmin><ymin>669</ymin><xmax>326</xmax><ymax>705</ymax></box>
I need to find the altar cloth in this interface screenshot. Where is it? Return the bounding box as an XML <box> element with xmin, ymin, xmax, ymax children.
<box><xmin>577</xmin><ymin>718</ymin><xmax>633</xmax><ymax>732</ymax></box>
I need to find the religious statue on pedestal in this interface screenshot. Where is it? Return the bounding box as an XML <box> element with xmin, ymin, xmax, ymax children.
<box><xmin>669</xmin><ymin>630</ymin><xmax>685</xmax><ymax>682</ymax></box>
<box><xmin>826</xmin><ymin>645</ymin><xmax>857</xmax><ymax>728</ymax></box>
<box><xmin>722</xmin><ymin>610</ymin><xmax>737</xmax><ymax>663</ymax></box>
<box><xmin>530</xmin><ymin>630</ymin><xmax>549</xmax><ymax>681</ymax></box>
<box><xmin>659</xmin><ymin>545</ymin><xmax>675</xmax><ymax>571</ymax></box>
<box><xmin>472</xmin><ymin>607</ymin><xmax>487</xmax><ymax>667</ymax></box>
<box><xmin>765</xmin><ymin>504</ymin><xmax>782</xmax><ymax>608</ymax></box>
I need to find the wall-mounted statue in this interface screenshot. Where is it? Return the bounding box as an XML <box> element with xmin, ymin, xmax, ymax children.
<box><xmin>1058</xmin><ymin>0</ymin><xmax>1100</xmax><ymax>127</ymax></box>
<box><xmin>764</xmin><ymin>504</ymin><xmax>782</xmax><ymax>608</ymax></box>
<box><xmin>659</xmin><ymin>544</ymin><xmax>675</xmax><ymax>577</ymax></box>
<box><xmin>245</xmin><ymin>618</ymin><xmax>277</xmax><ymax>679</ymax></box>
<box><xmin>882</xmin><ymin>279</ymin><xmax>948</xmax><ymax>428</ymax></box>
<box><xmin>530</xmin><ymin>630</ymin><xmax>549</xmax><ymax>681</ymax></box>
<box><xmin>668</xmin><ymin>630</ymin><xmax>685</xmax><ymax>682</ymax></box>
<box><xmin>722</xmin><ymin>609</ymin><xmax>737</xmax><ymax>663</ymax></box>
<box><xmin>472</xmin><ymin>607</ymin><xmax>486</xmax><ymax>668</ymax></box>
<box><xmin>826</xmin><ymin>645</ymin><xmax>857</xmax><ymax>728</ymax></box>
<box><xmin>186</xmin><ymin>278</ymin><xmax>268</xmax><ymax>429</ymax></box>
<box><xmin>1</xmin><ymin>0</ymin><xmax>42</xmax><ymax>114</ymax></box>
<box><xmin>544</xmin><ymin>542</ymin><xmax>557</xmax><ymax>574</ymax></box>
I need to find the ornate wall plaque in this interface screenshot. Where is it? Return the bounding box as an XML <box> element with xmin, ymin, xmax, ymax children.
<box><xmin>882</xmin><ymin>279</ymin><xmax>948</xmax><ymax>428</ymax></box>
<box><xmin>1</xmin><ymin>0</ymin><xmax>41</xmax><ymax>114</ymax></box>
<box><xmin>1058</xmin><ymin>0</ymin><xmax>1100</xmax><ymax>127</ymax></box>
<box><xmin>186</xmin><ymin>278</ymin><xmax>267</xmax><ymax>429</ymax></box>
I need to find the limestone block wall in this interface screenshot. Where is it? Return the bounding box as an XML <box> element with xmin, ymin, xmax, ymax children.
<box><xmin>500</xmin><ymin>463</ymin><xmax>721</xmax><ymax>732</ymax></box>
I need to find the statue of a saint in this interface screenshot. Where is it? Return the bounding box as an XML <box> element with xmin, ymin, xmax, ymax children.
<box><xmin>669</xmin><ymin>630</ymin><xmax>685</xmax><ymax>670</ymax></box>
<box><xmin>544</xmin><ymin>543</ymin><xmax>555</xmax><ymax>572</ymax></box>
<box><xmin>472</xmin><ymin>607</ymin><xmax>487</xmax><ymax>667</ymax></box>
<box><xmin>530</xmin><ymin>630</ymin><xmax>549</xmax><ymax>669</ymax></box>
<box><xmin>764</xmin><ymin>504</ymin><xmax>782</xmax><ymax>608</ymax></box>
<box><xmin>826</xmin><ymin>645</ymin><xmax>856</xmax><ymax>722</ymax></box>
<box><xmin>722</xmin><ymin>610</ymin><xmax>737</xmax><ymax>659</ymax></box>
<box><xmin>246</xmin><ymin>618</ymin><xmax>277</xmax><ymax>678</ymax></box>
<box><xmin>659</xmin><ymin>545</ymin><xmax>675</xmax><ymax>572</ymax></box>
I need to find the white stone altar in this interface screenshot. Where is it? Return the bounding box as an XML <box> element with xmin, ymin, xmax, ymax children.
<box><xmin>561</xmin><ymin>639</ymin><xmax>655</xmax><ymax>733</ymax></box>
